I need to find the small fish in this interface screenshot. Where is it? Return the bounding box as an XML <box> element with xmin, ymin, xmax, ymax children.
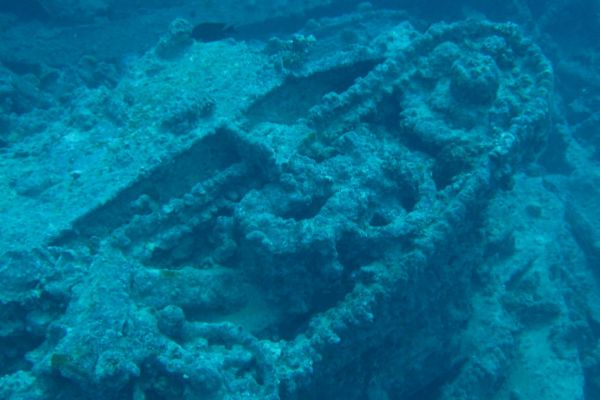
<box><xmin>191</xmin><ymin>22</ymin><xmax>236</xmax><ymax>42</ymax></box>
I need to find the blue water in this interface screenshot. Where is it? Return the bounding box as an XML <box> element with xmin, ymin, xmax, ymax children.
<box><xmin>0</xmin><ymin>1</ymin><xmax>599</xmax><ymax>399</ymax></box>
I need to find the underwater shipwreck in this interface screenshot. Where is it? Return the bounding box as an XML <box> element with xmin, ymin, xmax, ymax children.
<box><xmin>1</xmin><ymin>2</ymin><xmax>600</xmax><ymax>399</ymax></box>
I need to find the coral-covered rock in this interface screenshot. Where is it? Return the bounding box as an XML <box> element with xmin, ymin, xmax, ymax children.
<box><xmin>155</xmin><ymin>18</ymin><xmax>194</xmax><ymax>60</ymax></box>
<box><xmin>450</xmin><ymin>53</ymin><xmax>500</xmax><ymax>105</ymax></box>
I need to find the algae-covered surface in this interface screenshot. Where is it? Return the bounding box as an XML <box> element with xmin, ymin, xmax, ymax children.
<box><xmin>1</xmin><ymin>2</ymin><xmax>600</xmax><ymax>399</ymax></box>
